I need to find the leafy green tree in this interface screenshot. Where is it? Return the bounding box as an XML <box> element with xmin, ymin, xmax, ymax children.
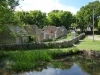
<box><xmin>98</xmin><ymin>19</ymin><xmax>100</xmax><ymax>30</ymax></box>
<box><xmin>58</xmin><ymin>11</ymin><xmax>73</xmax><ymax>29</ymax></box>
<box><xmin>14</xmin><ymin>10</ymin><xmax>48</xmax><ymax>28</ymax></box>
<box><xmin>28</xmin><ymin>10</ymin><xmax>47</xmax><ymax>28</ymax></box>
<box><xmin>71</xmin><ymin>23</ymin><xmax>77</xmax><ymax>30</ymax></box>
<box><xmin>48</xmin><ymin>10</ymin><xmax>60</xmax><ymax>26</ymax></box>
<box><xmin>14</xmin><ymin>11</ymin><xmax>28</xmax><ymax>25</ymax></box>
<box><xmin>76</xmin><ymin>8</ymin><xmax>87</xmax><ymax>32</ymax></box>
<box><xmin>47</xmin><ymin>10</ymin><xmax>73</xmax><ymax>29</ymax></box>
<box><xmin>0</xmin><ymin>0</ymin><xmax>20</xmax><ymax>32</ymax></box>
<box><xmin>11</xmin><ymin>11</ymin><xmax>24</xmax><ymax>26</ymax></box>
<box><xmin>76</xmin><ymin>1</ymin><xmax>100</xmax><ymax>32</ymax></box>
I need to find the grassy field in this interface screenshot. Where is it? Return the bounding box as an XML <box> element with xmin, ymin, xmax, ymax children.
<box><xmin>77</xmin><ymin>36</ymin><xmax>100</xmax><ymax>51</ymax></box>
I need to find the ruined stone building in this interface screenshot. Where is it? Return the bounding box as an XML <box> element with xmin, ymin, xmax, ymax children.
<box><xmin>0</xmin><ymin>25</ymin><xmax>67</xmax><ymax>44</ymax></box>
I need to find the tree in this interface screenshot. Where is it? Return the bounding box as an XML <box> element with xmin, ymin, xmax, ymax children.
<box><xmin>98</xmin><ymin>19</ymin><xmax>100</xmax><ymax>30</ymax></box>
<box><xmin>0</xmin><ymin>0</ymin><xmax>20</xmax><ymax>32</ymax></box>
<box><xmin>47</xmin><ymin>10</ymin><xmax>73</xmax><ymax>29</ymax></box>
<box><xmin>71</xmin><ymin>23</ymin><xmax>77</xmax><ymax>30</ymax></box>
<box><xmin>27</xmin><ymin>10</ymin><xmax>47</xmax><ymax>28</ymax></box>
<box><xmin>14</xmin><ymin>10</ymin><xmax>48</xmax><ymax>28</ymax></box>
<box><xmin>12</xmin><ymin>11</ymin><xmax>24</xmax><ymax>26</ymax></box>
<box><xmin>76</xmin><ymin>1</ymin><xmax>100</xmax><ymax>32</ymax></box>
<box><xmin>48</xmin><ymin>10</ymin><xmax>60</xmax><ymax>26</ymax></box>
<box><xmin>58</xmin><ymin>11</ymin><xmax>73</xmax><ymax>29</ymax></box>
<box><xmin>14</xmin><ymin>11</ymin><xmax>29</xmax><ymax>25</ymax></box>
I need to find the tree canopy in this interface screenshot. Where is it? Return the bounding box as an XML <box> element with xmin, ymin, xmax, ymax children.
<box><xmin>14</xmin><ymin>10</ymin><xmax>48</xmax><ymax>28</ymax></box>
<box><xmin>47</xmin><ymin>10</ymin><xmax>73</xmax><ymax>29</ymax></box>
<box><xmin>76</xmin><ymin>1</ymin><xmax>100</xmax><ymax>31</ymax></box>
<box><xmin>14</xmin><ymin>10</ymin><xmax>74</xmax><ymax>29</ymax></box>
<box><xmin>0</xmin><ymin>0</ymin><xmax>20</xmax><ymax>32</ymax></box>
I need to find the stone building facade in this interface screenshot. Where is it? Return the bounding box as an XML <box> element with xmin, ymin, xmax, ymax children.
<box><xmin>0</xmin><ymin>25</ymin><xmax>67</xmax><ymax>44</ymax></box>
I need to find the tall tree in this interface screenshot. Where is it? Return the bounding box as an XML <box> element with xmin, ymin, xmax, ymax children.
<box><xmin>0</xmin><ymin>0</ymin><xmax>20</xmax><ymax>32</ymax></box>
<box><xmin>98</xmin><ymin>19</ymin><xmax>100</xmax><ymax>30</ymax></box>
<box><xmin>14</xmin><ymin>11</ymin><xmax>28</xmax><ymax>25</ymax></box>
<box><xmin>14</xmin><ymin>10</ymin><xmax>48</xmax><ymax>28</ymax></box>
<box><xmin>28</xmin><ymin>10</ymin><xmax>47</xmax><ymax>28</ymax></box>
<box><xmin>76</xmin><ymin>1</ymin><xmax>100</xmax><ymax>32</ymax></box>
<box><xmin>58</xmin><ymin>11</ymin><xmax>73</xmax><ymax>29</ymax></box>
<box><xmin>48</xmin><ymin>10</ymin><xmax>60</xmax><ymax>26</ymax></box>
<box><xmin>47</xmin><ymin>10</ymin><xmax>73</xmax><ymax>29</ymax></box>
<box><xmin>12</xmin><ymin>11</ymin><xmax>24</xmax><ymax>26</ymax></box>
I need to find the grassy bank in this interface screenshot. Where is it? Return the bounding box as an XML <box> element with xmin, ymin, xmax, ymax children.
<box><xmin>77</xmin><ymin>36</ymin><xmax>100</xmax><ymax>51</ymax></box>
<box><xmin>0</xmin><ymin>47</ymin><xmax>78</xmax><ymax>71</ymax></box>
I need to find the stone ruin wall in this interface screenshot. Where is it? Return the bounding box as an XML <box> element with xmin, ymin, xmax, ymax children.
<box><xmin>36</xmin><ymin>25</ymin><xmax>67</xmax><ymax>42</ymax></box>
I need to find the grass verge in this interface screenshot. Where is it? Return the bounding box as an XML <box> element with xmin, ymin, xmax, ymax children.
<box><xmin>76</xmin><ymin>36</ymin><xmax>100</xmax><ymax>51</ymax></box>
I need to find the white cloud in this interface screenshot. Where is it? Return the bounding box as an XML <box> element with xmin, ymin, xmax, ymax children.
<box><xmin>16</xmin><ymin>0</ymin><xmax>79</xmax><ymax>14</ymax></box>
<box><xmin>18</xmin><ymin>67</ymin><xmax>62</xmax><ymax>75</ymax></box>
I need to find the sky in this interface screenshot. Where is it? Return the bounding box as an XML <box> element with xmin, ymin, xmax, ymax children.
<box><xmin>16</xmin><ymin>0</ymin><xmax>97</xmax><ymax>14</ymax></box>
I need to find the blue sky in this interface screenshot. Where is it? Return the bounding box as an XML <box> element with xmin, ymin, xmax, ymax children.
<box><xmin>16</xmin><ymin>0</ymin><xmax>97</xmax><ymax>14</ymax></box>
<box><xmin>59</xmin><ymin>0</ymin><xmax>93</xmax><ymax>8</ymax></box>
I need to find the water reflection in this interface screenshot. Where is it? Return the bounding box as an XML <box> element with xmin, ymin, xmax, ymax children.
<box><xmin>0</xmin><ymin>55</ymin><xmax>100</xmax><ymax>75</ymax></box>
<box><xmin>14</xmin><ymin>64</ymin><xmax>89</xmax><ymax>75</ymax></box>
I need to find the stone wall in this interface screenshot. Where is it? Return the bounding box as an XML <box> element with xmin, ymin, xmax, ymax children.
<box><xmin>79</xmin><ymin>50</ymin><xmax>100</xmax><ymax>57</ymax></box>
<box><xmin>0</xmin><ymin>33</ymin><xmax>85</xmax><ymax>50</ymax></box>
<box><xmin>0</xmin><ymin>25</ymin><xmax>67</xmax><ymax>44</ymax></box>
<box><xmin>41</xmin><ymin>25</ymin><xmax>67</xmax><ymax>42</ymax></box>
<box><xmin>0</xmin><ymin>28</ymin><xmax>16</xmax><ymax>44</ymax></box>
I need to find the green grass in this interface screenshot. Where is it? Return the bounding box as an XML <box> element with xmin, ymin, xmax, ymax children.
<box><xmin>66</xmin><ymin>32</ymin><xmax>79</xmax><ymax>40</ymax></box>
<box><xmin>7</xmin><ymin>50</ymin><xmax>52</xmax><ymax>71</ymax></box>
<box><xmin>56</xmin><ymin>32</ymin><xmax>79</xmax><ymax>42</ymax></box>
<box><xmin>77</xmin><ymin>36</ymin><xmax>100</xmax><ymax>51</ymax></box>
<box><xmin>0</xmin><ymin>47</ymin><xmax>78</xmax><ymax>71</ymax></box>
<box><xmin>65</xmin><ymin>33</ymin><xmax>72</xmax><ymax>40</ymax></box>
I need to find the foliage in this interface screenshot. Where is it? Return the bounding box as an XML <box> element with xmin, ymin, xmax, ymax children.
<box><xmin>58</xmin><ymin>11</ymin><xmax>73</xmax><ymax>29</ymax></box>
<box><xmin>14</xmin><ymin>10</ymin><xmax>48</xmax><ymax>28</ymax></box>
<box><xmin>76</xmin><ymin>1</ymin><xmax>100</xmax><ymax>32</ymax></box>
<box><xmin>8</xmin><ymin>51</ymin><xmax>52</xmax><ymax>71</ymax></box>
<box><xmin>98</xmin><ymin>19</ymin><xmax>100</xmax><ymax>30</ymax></box>
<box><xmin>0</xmin><ymin>50</ymin><xmax>5</xmax><ymax>58</ymax></box>
<box><xmin>71</xmin><ymin>23</ymin><xmax>77</xmax><ymax>29</ymax></box>
<box><xmin>29</xmin><ymin>10</ymin><xmax>47</xmax><ymax>28</ymax></box>
<box><xmin>14</xmin><ymin>11</ymin><xmax>27</xmax><ymax>24</ymax></box>
<box><xmin>14</xmin><ymin>10</ymin><xmax>74</xmax><ymax>29</ymax></box>
<box><xmin>47</xmin><ymin>10</ymin><xmax>60</xmax><ymax>26</ymax></box>
<box><xmin>0</xmin><ymin>50</ymin><xmax>9</xmax><ymax>59</ymax></box>
<box><xmin>0</xmin><ymin>0</ymin><xmax>20</xmax><ymax>32</ymax></box>
<box><xmin>65</xmin><ymin>32</ymin><xmax>79</xmax><ymax>40</ymax></box>
<box><xmin>47</xmin><ymin>10</ymin><xmax>73</xmax><ymax>29</ymax></box>
<box><xmin>0</xmin><ymin>48</ymin><xmax>79</xmax><ymax>71</ymax></box>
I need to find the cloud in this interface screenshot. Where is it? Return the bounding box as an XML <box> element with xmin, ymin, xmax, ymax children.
<box><xmin>18</xmin><ymin>67</ymin><xmax>61</xmax><ymax>75</ymax></box>
<box><xmin>16</xmin><ymin>0</ymin><xmax>79</xmax><ymax>14</ymax></box>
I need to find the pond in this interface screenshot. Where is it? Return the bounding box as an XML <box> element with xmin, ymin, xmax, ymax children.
<box><xmin>0</xmin><ymin>55</ymin><xmax>100</xmax><ymax>75</ymax></box>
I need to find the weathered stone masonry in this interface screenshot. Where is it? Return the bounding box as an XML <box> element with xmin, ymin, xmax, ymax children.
<box><xmin>0</xmin><ymin>33</ymin><xmax>85</xmax><ymax>50</ymax></box>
